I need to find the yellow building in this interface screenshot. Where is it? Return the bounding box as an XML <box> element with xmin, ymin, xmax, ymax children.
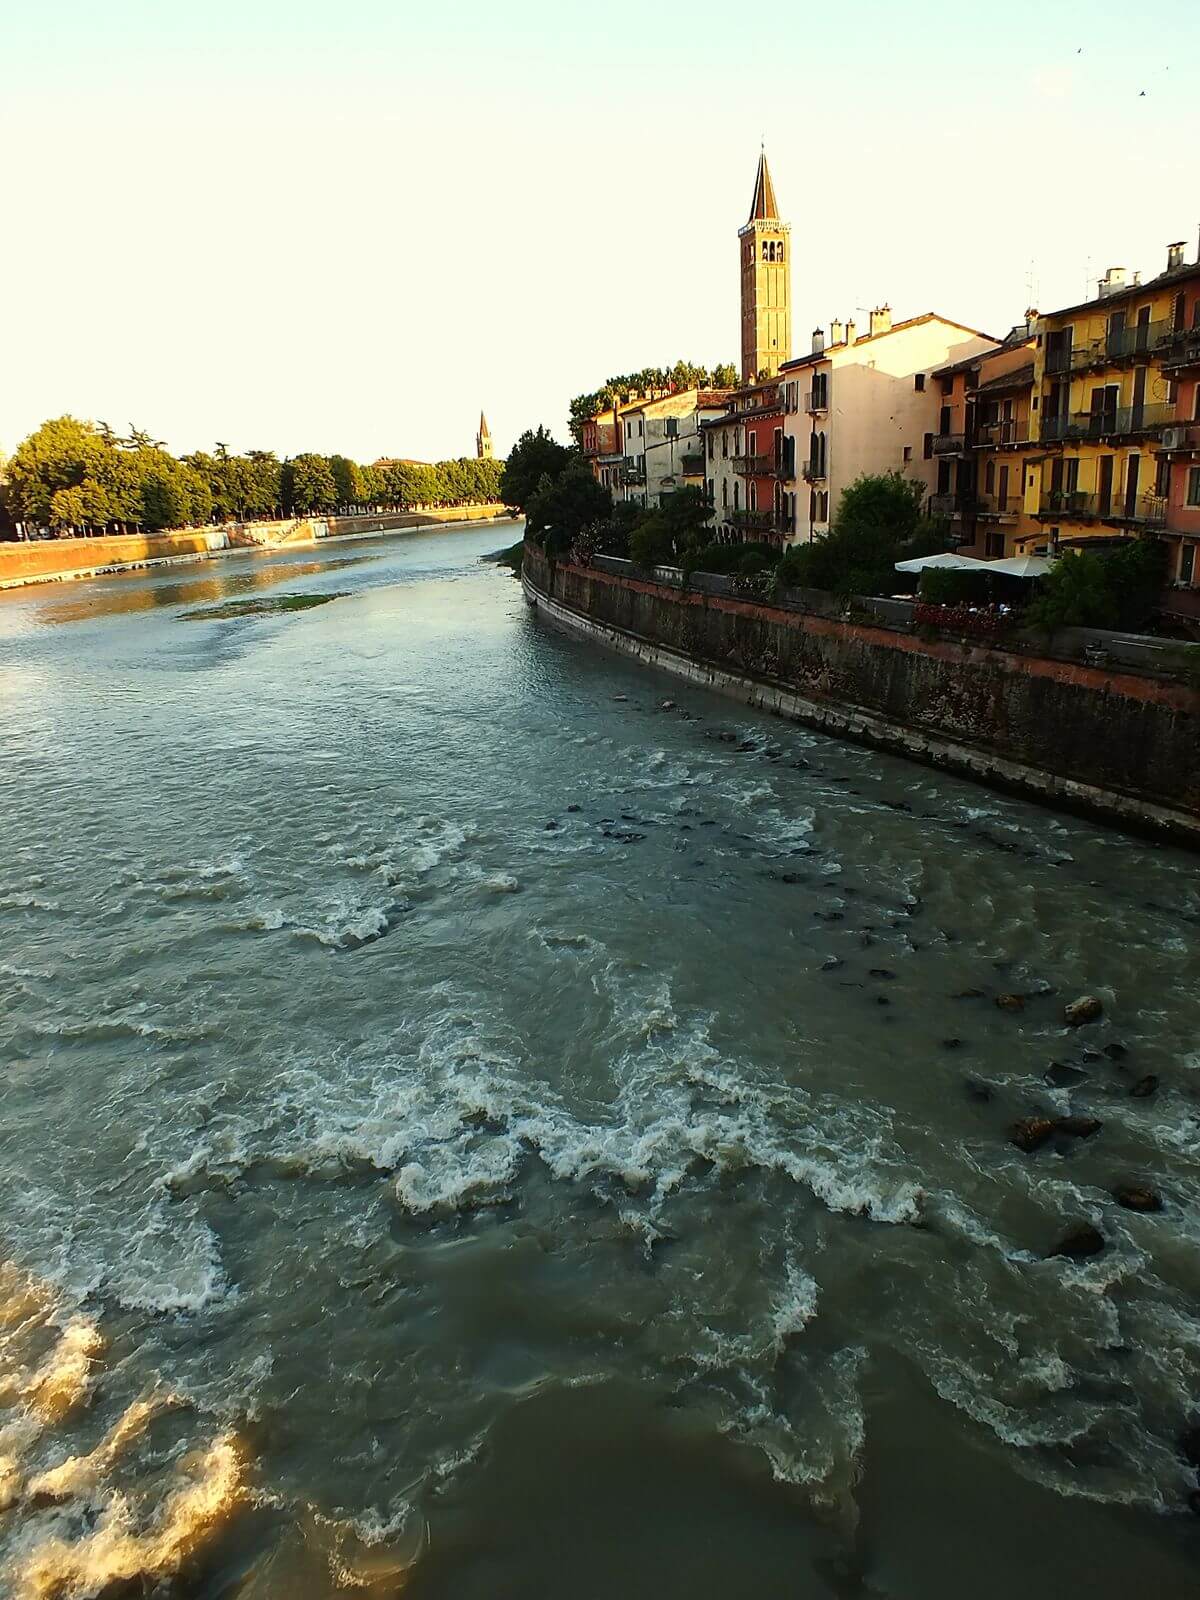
<box><xmin>1019</xmin><ymin>250</ymin><xmax>1189</xmax><ymax>555</ymax></box>
<box><xmin>739</xmin><ymin>151</ymin><xmax>791</xmax><ymax>383</ymax></box>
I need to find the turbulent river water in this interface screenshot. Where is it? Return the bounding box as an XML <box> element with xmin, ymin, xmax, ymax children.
<box><xmin>0</xmin><ymin>522</ymin><xmax>1198</xmax><ymax>1597</ymax></box>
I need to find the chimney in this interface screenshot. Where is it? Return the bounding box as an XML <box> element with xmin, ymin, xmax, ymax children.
<box><xmin>845</xmin><ymin>318</ymin><xmax>858</xmax><ymax>345</ymax></box>
<box><xmin>829</xmin><ymin>318</ymin><xmax>844</xmax><ymax>346</ymax></box>
<box><xmin>1097</xmin><ymin>266</ymin><xmax>1126</xmax><ymax>299</ymax></box>
<box><xmin>869</xmin><ymin>304</ymin><xmax>892</xmax><ymax>336</ymax></box>
<box><xmin>812</xmin><ymin>326</ymin><xmax>825</xmax><ymax>354</ymax></box>
<box><xmin>1168</xmin><ymin>241</ymin><xmax>1186</xmax><ymax>271</ymax></box>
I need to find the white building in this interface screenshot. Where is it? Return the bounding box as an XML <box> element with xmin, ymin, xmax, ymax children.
<box><xmin>615</xmin><ymin>389</ymin><xmax>732</xmax><ymax>510</ymax></box>
<box><xmin>780</xmin><ymin>308</ymin><xmax>999</xmax><ymax>543</ymax></box>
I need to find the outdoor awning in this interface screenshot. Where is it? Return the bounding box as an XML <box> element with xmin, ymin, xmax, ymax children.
<box><xmin>985</xmin><ymin>554</ymin><xmax>1054</xmax><ymax>579</ymax></box>
<box><xmin>894</xmin><ymin>552</ymin><xmax>990</xmax><ymax>574</ymax></box>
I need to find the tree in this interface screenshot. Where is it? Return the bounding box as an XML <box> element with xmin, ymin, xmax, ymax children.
<box><xmin>1024</xmin><ymin>540</ymin><xmax>1166</xmax><ymax>634</ymax></box>
<box><xmin>778</xmin><ymin>473</ymin><xmax>942</xmax><ymax>596</ymax></box>
<box><xmin>7</xmin><ymin>416</ymin><xmax>109</xmax><ymax>527</ymax></box>
<box><xmin>500</xmin><ymin>427</ymin><xmax>572</xmax><ymax>511</ymax></box>
<box><xmin>629</xmin><ymin>487</ymin><xmax>713</xmax><ymax>568</ymax></box>
<box><xmin>711</xmin><ymin>363</ymin><xmax>738</xmax><ymax>389</ymax></box>
<box><xmin>329</xmin><ymin>455</ymin><xmax>365</xmax><ymax>508</ymax></box>
<box><xmin>525</xmin><ymin>461</ymin><xmax>611</xmax><ymax>554</ymax></box>
<box><xmin>288</xmin><ymin>454</ymin><xmax>337</xmax><ymax>514</ymax></box>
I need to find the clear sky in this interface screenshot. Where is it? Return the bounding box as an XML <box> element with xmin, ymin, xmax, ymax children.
<box><xmin>3</xmin><ymin>0</ymin><xmax>1197</xmax><ymax>463</ymax></box>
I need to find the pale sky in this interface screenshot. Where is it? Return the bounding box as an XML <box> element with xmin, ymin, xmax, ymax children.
<box><xmin>3</xmin><ymin>0</ymin><xmax>1197</xmax><ymax>463</ymax></box>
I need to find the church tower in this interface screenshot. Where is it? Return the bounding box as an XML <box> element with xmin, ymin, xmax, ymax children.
<box><xmin>739</xmin><ymin>151</ymin><xmax>791</xmax><ymax>382</ymax></box>
<box><xmin>476</xmin><ymin>412</ymin><xmax>494</xmax><ymax>461</ymax></box>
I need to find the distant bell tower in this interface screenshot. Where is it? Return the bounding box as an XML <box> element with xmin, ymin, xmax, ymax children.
<box><xmin>476</xmin><ymin>411</ymin><xmax>494</xmax><ymax>460</ymax></box>
<box><xmin>739</xmin><ymin>150</ymin><xmax>791</xmax><ymax>382</ymax></box>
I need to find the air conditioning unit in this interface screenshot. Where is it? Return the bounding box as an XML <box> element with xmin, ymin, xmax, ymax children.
<box><xmin>1162</xmin><ymin>426</ymin><xmax>1188</xmax><ymax>450</ymax></box>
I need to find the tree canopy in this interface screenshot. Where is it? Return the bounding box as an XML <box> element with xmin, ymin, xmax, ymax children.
<box><xmin>1024</xmin><ymin>540</ymin><xmax>1165</xmax><ymax>634</ymax></box>
<box><xmin>568</xmin><ymin>360</ymin><xmax>738</xmax><ymax>445</ymax></box>
<box><xmin>500</xmin><ymin>427</ymin><xmax>573</xmax><ymax>512</ymax></box>
<box><xmin>6</xmin><ymin>417</ymin><xmax>505</xmax><ymax>535</ymax></box>
<box><xmin>777</xmin><ymin>473</ymin><xmax>949</xmax><ymax>595</ymax></box>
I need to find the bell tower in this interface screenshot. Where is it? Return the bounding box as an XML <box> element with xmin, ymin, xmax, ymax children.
<box><xmin>739</xmin><ymin>150</ymin><xmax>791</xmax><ymax>382</ymax></box>
<box><xmin>476</xmin><ymin>411</ymin><xmax>494</xmax><ymax>461</ymax></box>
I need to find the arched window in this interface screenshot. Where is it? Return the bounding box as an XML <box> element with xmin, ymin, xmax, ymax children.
<box><xmin>750</xmin><ymin>482</ymin><xmax>758</xmax><ymax>510</ymax></box>
<box><xmin>762</xmin><ymin>241</ymin><xmax>769</xmax><ymax>261</ymax></box>
<box><xmin>777</xmin><ymin>240</ymin><xmax>785</xmax><ymax>263</ymax></box>
<box><xmin>734</xmin><ymin>481</ymin><xmax>740</xmax><ymax>511</ymax></box>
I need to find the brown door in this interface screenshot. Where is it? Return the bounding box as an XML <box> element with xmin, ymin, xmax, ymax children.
<box><xmin>1124</xmin><ymin>454</ymin><xmax>1140</xmax><ymax>518</ymax></box>
<box><xmin>1097</xmin><ymin>455</ymin><xmax>1113</xmax><ymax>516</ymax></box>
<box><xmin>1132</xmin><ymin>366</ymin><xmax>1147</xmax><ymax>428</ymax></box>
<box><xmin>998</xmin><ymin>465</ymin><xmax>1009</xmax><ymax>511</ymax></box>
<box><xmin>1135</xmin><ymin>305</ymin><xmax>1152</xmax><ymax>353</ymax></box>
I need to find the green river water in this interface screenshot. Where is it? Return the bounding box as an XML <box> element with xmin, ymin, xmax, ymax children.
<box><xmin>0</xmin><ymin>522</ymin><xmax>1197</xmax><ymax>1597</ymax></box>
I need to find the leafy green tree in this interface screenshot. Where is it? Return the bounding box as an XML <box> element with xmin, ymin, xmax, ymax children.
<box><xmin>288</xmin><ymin>454</ymin><xmax>337</xmax><ymax>515</ymax></box>
<box><xmin>629</xmin><ymin>487</ymin><xmax>713</xmax><ymax>568</ymax></box>
<box><xmin>1024</xmin><ymin>540</ymin><xmax>1165</xmax><ymax>633</ymax></box>
<box><xmin>501</xmin><ymin>427</ymin><xmax>572</xmax><ymax>510</ymax></box>
<box><xmin>330</xmin><ymin>455</ymin><xmax>365</xmax><ymax>508</ymax></box>
<box><xmin>7</xmin><ymin>416</ymin><xmax>108</xmax><ymax>526</ymax></box>
<box><xmin>526</xmin><ymin>462</ymin><xmax>611</xmax><ymax>554</ymax></box>
<box><xmin>711</xmin><ymin>363</ymin><xmax>738</xmax><ymax>389</ymax></box>
<box><xmin>778</xmin><ymin>473</ymin><xmax>942</xmax><ymax>596</ymax></box>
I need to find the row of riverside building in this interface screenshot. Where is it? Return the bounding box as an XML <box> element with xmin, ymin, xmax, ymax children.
<box><xmin>581</xmin><ymin>151</ymin><xmax>1200</xmax><ymax>619</ymax></box>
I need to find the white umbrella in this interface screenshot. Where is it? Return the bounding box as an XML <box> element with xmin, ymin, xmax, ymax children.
<box><xmin>985</xmin><ymin>554</ymin><xmax>1054</xmax><ymax>579</ymax></box>
<box><xmin>894</xmin><ymin>551</ymin><xmax>990</xmax><ymax>573</ymax></box>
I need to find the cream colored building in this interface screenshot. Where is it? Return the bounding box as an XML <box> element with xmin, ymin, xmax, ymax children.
<box><xmin>780</xmin><ymin>309</ymin><xmax>999</xmax><ymax>542</ymax></box>
<box><xmin>615</xmin><ymin>390</ymin><xmax>731</xmax><ymax>509</ymax></box>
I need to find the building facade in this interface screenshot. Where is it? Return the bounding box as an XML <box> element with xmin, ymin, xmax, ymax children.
<box><xmin>739</xmin><ymin>152</ymin><xmax>791</xmax><ymax>383</ymax></box>
<box><xmin>702</xmin><ymin>378</ymin><xmax>796</xmax><ymax>545</ymax></box>
<box><xmin>780</xmin><ymin>310</ymin><xmax>998</xmax><ymax>543</ymax></box>
<box><xmin>1018</xmin><ymin>248</ymin><xmax>1200</xmax><ymax>565</ymax></box>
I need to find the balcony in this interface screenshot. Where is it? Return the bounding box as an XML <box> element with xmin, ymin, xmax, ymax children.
<box><xmin>928</xmin><ymin>492</ymin><xmax>979</xmax><ymax>518</ymax></box>
<box><xmin>620</xmin><ymin>460</ymin><xmax>645</xmax><ymax>486</ymax></box>
<box><xmin>974</xmin><ymin>494</ymin><xmax>1020</xmax><ymax>520</ymax></box>
<box><xmin>729</xmin><ymin>508</ymin><xmax>783</xmax><ymax>535</ymax></box>
<box><xmin>802</xmin><ymin>460</ymin><xmax>827</xmax><ymax>482</ymax></box>
<box><xmin>1112</xmin><ymin>493</ymin><xmax>1168</xmax><ymax>528</ymax></box>
<box><xmin>805</xmin><ymin>390</ymin><xmax>829</xmax><ymax>414</ymax></box>
<box><xmin>932</xmin><ymin>433</ymin><xmax>966</xmax><ymax>455</ymax></box>
<box><xmin>1039</xmin><ymin>403</ymin><xmax>1175</xmax><ymax>443</ymax></box>
<box><xmin>732</xmin><ymin>453</ymin><xmax>774</xmax><ymax>475</ymax></box>
<box><xmin>974</xmin><ymin>420</ymin><xmax>1030</xmax><ymax>448</ymax></box>
<box><xmin>1038</xmin><ymin>489</ymin><xmax>1099</xmax><ymax>519</ymax></box>
<box><xmin>1160</xmin><ymin>327</ymin><xmax>1200</xmax><ymax>371</ymax></box>
<box><xmin>1046</xmin><ymin>320</ymin><xmax>1172</xmax><ymax>375</ymax></box>
<box><xmin>679</xmin><ymin>453</ymin><xmax>705</xmax><ymax>477</ymax></box>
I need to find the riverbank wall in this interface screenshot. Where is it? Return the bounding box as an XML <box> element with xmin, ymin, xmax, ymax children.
<box><xmin>522</xmin><ymin>540</ymin><xmax>1200</xmax><ymax>846</ymax></box>
<box><xmin>0</xmin><ymin>505</ymin><xmax>513</xmax><ymax>590</ymax></box>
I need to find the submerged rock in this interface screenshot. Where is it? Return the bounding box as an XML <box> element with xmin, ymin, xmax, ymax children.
<box><xmin>1103</xmin><ymin>1041</ymin><xmax>1128</xmax><ymax>1061</ymax></box>
<box><xmin>941</xmin><ymin>1038</ymin><xmax>963</xmax><ymax>1050</ymax></box>
<box><xmin>964</xmin><ymin>1078</ymin><xmax>993</xmax><ymax>1103</ymax></box>
<box><xmin>820</xmin><ymin>956</ymin><xmax>843</xmax><ymax>972</ymax></box>
<box><xmin>1129</xmin><ymin>1075</ymin><xmax>1159</xmax><ymax>1099</ymax></box>
<box><xmin>869</xmin><ymin>968</ymin><xmax>896</xmax><ymax>980</ymax></box>
<box><xmin>1011</xmin><ymin>1116</ymin><xmax>1055</xmax><ymax>1151</ymax></box>
<box><xmin>660</xmin><ymin>700</ymin><xmax>676</xmax><ymax>711</ymax></box>
<box><xmin>1114</xmin><ymin>1185</ymin><xmax>1162</xmax><ymax>1213</ymax></box>
<box><xmin>1052</xmin><ymin>1224</ymin><xmax>1105</xmax><ymax>1260</ymax></box>
<box><xmin>1179</xmin><ymin>1426</ymin><xmax>1200</xmax><ymax>1470</ymax></box>
<box><xmin>566</xmin><ymin>804</ymin><xmax>582</xmax><ymax>813</ymax></box>
<box><xmin>1065</xmin><ymin>994</ymin><xmax>1104</xmax><ymax>1026</ymax></box>
<box><xmin>995</xmin><ymin>993</ymin><xmax>1025</xmax><ymax>1013</ymax></box>
<box><xmin>1044</xmin><ymin>1061</ymin><xmax>1088</xmax><ymax>1088</ymax></box>
<box><xmin>1055</xmin><ymin>1115</ymin><xmax>1102</xmax><ymax>1140</ymax></box>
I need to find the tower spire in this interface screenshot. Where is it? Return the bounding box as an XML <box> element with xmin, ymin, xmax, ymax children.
<box><xmin>747</xmin><ymin>149</ymin><xmax>779</xmax><ymax>223</ymax></box>
<box><xmin>476</xmin><ymin>411</ymin><xmax>494</xmax><ymax>461</ymax></box>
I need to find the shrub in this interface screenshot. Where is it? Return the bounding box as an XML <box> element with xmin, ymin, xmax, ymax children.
<box><xmin>1024</xmin><ymin>540</ymin><xmax>1166</xmax><ymax>634</ymax></box>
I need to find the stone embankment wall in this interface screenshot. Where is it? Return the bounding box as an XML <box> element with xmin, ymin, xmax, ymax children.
<box><xmin>0</xmin><ymin>529</ymin><xmax>228</xmax><ymax>588</ymax></box>
<box><xmin>522</xmin><ymin>541</ymin><xmax>1200</xmax><ymax>845</ymax></box>
<box><xmin>0</xmin><ymin>506</ymin><xmax>513</xmax><ymax>589</ymax></box>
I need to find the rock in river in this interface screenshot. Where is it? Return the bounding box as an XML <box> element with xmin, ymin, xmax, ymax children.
<box><xmin>1011</xmin><ymin>1117</ymin><xmax>1056</xmax><ymax>1152</ymax></box>
<box><xmin>1114</xmin><ymin>1185</ymin><xmax>1163</xmax><ymax>1213</ymax></box>
<box><xmin>1064</xmin><ymin>994</ymin><xmax>1104</xmax><ymax>1026</ymax></box>
<box><xmin>1129</xmin><ymin>1075</ymin><xmax>1159</xmax><ymax>1099</ymax></box>
<box><xmin>995</xmin><ymin>993</ymin><xmax>1025</xmax><ymax>1013</ymax></box>
<box><xmin>1055</xmin><ymin>1115</ymin><xmax>1102</xmax><ymax>1140</ymax></box>
<box><xmin>1051</xmin><ymin>1224</ymin><xmax>1105</xmax><ymax>1260</ymax></box>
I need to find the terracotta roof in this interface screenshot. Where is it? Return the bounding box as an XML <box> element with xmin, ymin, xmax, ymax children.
<box><xmin>973</xmin><ymin>362</ymin><xmax>1035</xmax><ymax>395</ymax></box>
<box><xmin>747</xmin><ymin>150</ymin><xmax>780</xmax><ymax>223</ymax></box>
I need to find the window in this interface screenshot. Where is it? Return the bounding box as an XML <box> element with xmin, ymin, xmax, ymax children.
<box><xmin>923</xmin><ymin>432</ymin><xmax>933</xmax><ymax>460</ymax></box>
<box><xmin>722</xmin><ymin>478</ymin><xmax>728</xmax><ymax>507</ymax></box>
<box><xmin>762</xmin><ymin>241</ymin><xmax>770</xmax><ymax>261</ymax></box>
<box><xmin>722</xmin><ymin>432</ymin><xmax>728</xmax><ymax>458</ymax></box>
<box><xmin>1193</xmin><ymin>384</ymin><xmax>1200</xmax><ymax>422</ymax></box>
<box><xmin>1182</xmin><ymin>543</ymin><xmax>1196</xmax><ymax>585</ymax></box>
<box><xmin>749</xmin><ymin>482</ymin><xmax>758</xmax><ymax>510</ymax></box>
<box><xmin>748</xmin><ymin>430</ymin><xmax>757</xmax><ymax>454</ymax></box>
<box><xmin>1156</xmin><ymin>456</ymin><xmax>1171</xmax><ymax>498</ymax></box>
<box><xmin>914</xmin><ymin>373</ymin><xmax>925</xmax><ymax>392</ymax></box>
<box><xmin>984</xmin><ymin>460</ymin><xmax>995</xmax><ymax>494</ymax></box>
<box><xmin>986</xmin><ymin>532</ymin><xmax>1005</xmax><ymax>559</ymax></box>
<box><xmin>733</xmin><ymin>481</ymin><xmax>740</xmax><ymax>511</ymax></box>
<box><xmin>1188</xmin><ymin>467</ymin><xmax>1200</xmax><ymax>508</ymax></box>
<box><xmin>707</xmin><ymin>433</ymin><xmax>714</xmax><ymax>459</ymax></box>
<box><xmin>777</xmin><ymin>241</ymin><xmax>784</xmax><ymax>263</ymax></box>
<box><xmin>819</xmin><ymin>492</ymin><xmax>829</xmax><ymax>521</ymax></box>
<box><xmin>903</xmin><ymin>446</ymin><xmax>912</xmax><ymax>463</ymax></box>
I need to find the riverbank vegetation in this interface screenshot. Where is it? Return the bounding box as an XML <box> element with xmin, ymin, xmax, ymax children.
<box><xmin>4</xmin><ymin>417</ymin><xmax>504</xmax><ymax>536</ymax></box>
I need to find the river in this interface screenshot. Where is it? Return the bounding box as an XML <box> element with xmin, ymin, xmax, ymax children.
<box><xmin>0</xmin><ymin>523</ymin><xmax>1197</xmax><ymax>1597</ymax></box>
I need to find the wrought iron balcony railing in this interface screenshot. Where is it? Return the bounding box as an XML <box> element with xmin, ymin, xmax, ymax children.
<box><xmin>620</xmin><ymin>462</ymin><xmax>645</xmax><ymax>486</ymax></box>
<box><xmin>732</xmin><ymin>454</ymin><xmax>773</xmax><ymax>475</ymax></box>
<box><xmin>1046</xmin><ymin>320</ymin><xmax>1172</xmax><ymax>375</ymax></box>
<box><xmin>679</xmin><ymin>453</ymin><xmax>705</xmax><ymax>476</ymax></box>
<box><xmin>1160</xmin><ymin>327</ymin><xmax>1200</xmax><ymax>370</ymax></box>
<box><xmin>932</xmin><ymin>432</ymin><xmax>966</xmax><ymax>455</ymax></box>
<box><xmin>802</xmin><ymin>460</ymin><xmax>827</xmax><ymax>482</ymax></box>
<box><xmin>928</xmin><ymin>492</ymin><xmax>979</xmax><ymax>517</ymax></box>
<box><xmin>974</xmin><ymin>420</ymin><xmax>1030</xmax><ymax>448</ymax></box>
<box><xmin>1039</xmin><ymin>403</ymin><xmax>1175</xmax><ymax>443</ymax></box>
<box><xmin>974</xmin><ymin>494</ymin><xmax>1020</xmax><ymax>518</ymax></box>
<box><xmin>1038</xmin><ymin>489</ymin><xmax>1098</xmax><ymax>518</ymax></box>
<box><xmin>805</xmin><ymin>390</ymin><xmax>829</xmax><ymax>414</ymax></box>
<box><xmin>729</xmin><ymin>508</ymin><xmax>786</xmax><ymax>534</ymax></box>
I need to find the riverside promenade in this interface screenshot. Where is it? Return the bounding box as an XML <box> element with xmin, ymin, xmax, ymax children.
<box><xmin>0</xmin><ymin>504</ymin><xmax>513</xmax><ymax>590</ymax></box>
